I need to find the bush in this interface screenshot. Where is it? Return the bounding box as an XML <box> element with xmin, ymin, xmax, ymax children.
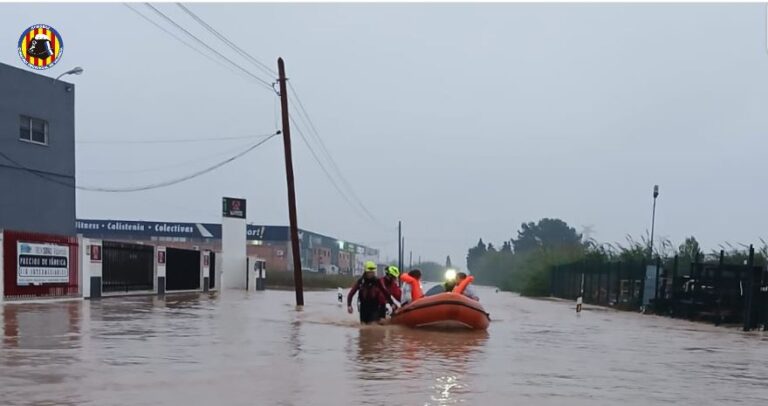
<box><xmin>266</xmin><ymin>271</ymin><xmax>357</xmax><ymax>290</ymax></box>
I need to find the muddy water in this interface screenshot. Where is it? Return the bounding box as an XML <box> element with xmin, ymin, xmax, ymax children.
<box><xmin>1</xmin><ymin>286</ymin><xmax>767</xmax><ymax>406</ymax></box>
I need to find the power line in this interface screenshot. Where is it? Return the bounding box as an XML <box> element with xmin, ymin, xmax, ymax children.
<box><xmin>175</xmin><ymin>3</ymin><xmax>277</xmax><ymax>79</ymax></box>
<box><xmin>123</xmin><ymin>3</ymin><xmax>253</xmax><ymax>82</ymax></box>
<box><xmin>0</xmin><ymin>132</ymin><xmax>279</xmax><ymax>192</ymax></box>
<box><xmin>287</xmin><ymin>83</ymin><xmax>381</xmax><ymax>224</ymax></box>
<box><xmin>78</xmin><ymin>131</ymin><xmax>276</xmax><ymax>144</ymax></box>
<box><xmin>143</xmin><ymin>3</ymin><xmax>274</xmax><ymax>91</ymax></box>
<box><xmin>289</xmin><ymin>115</ymin><xmax>383</xmax><ymax>227</ymax></box>
<box><xmin>79</xmin><ymin>138</ymin><xmax>264</xmax><ymax>174</ymax></box>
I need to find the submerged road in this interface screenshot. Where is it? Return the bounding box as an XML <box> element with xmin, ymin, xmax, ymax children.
<box><xmin>1</xmin><ymin>286</ymin><xmax>767</xmax><ymax>405</ymax></box>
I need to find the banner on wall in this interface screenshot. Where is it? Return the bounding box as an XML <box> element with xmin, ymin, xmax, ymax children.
<box><xmin>17</xmin><ymin>242</ymin><xmax>69</xmax><ymax>285</ymax></box>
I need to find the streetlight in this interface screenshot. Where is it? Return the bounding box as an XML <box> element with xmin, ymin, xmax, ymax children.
<box><xmin>54</xmin><ymin>66</ymin><xmax>84</xmax><ymax>82</ymax></box>
<box><xmin>649</xmin><ymin>185</ymin><xmax>659</xmax><ymax>258</ymax></box>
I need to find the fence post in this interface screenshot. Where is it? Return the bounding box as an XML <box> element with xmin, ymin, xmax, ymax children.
<box><xmin>596</xmin><ymin>266</ymin><xmax>603</xmax><ymax>305</ymax></box>
<box><xmin>616</xmin><ymin>261</ymin><xmax>622</xmax><ymax>305</ymax></box>
<box><xmin>743</xmin><ymin>245</ymin><xmax>755</xmax><ymax>331</ymax></box>
<box><xmin>637</xmin><ymin>259</ymin><xmax>645</xmax><ymax>309</ymax></box>
<box><xmin>654</xmin><ymin>256</ymin><xmax>661</xmax><ymax>309</ymax></box>
<box><xmin>606</xmin><ymin>262</ymin><xmax>612</xmax><ymax>305</ymax></box>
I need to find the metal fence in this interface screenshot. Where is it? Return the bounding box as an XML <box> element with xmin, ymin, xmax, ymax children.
<box><xmin>551</xmin><ymin>247</ymin><xmax>768</xmax><ymax>331</ymax></box>
<box><xmin>551</xmin><ymin>258</ymin><xmax>646</xmax><ymax>310</ymax></box>
<box><xmin>102</xmin><ymin>241</ymin><xmax>155</xmax><ymax>293</ymax></box>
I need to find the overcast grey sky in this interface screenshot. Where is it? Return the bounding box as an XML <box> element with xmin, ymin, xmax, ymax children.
<box><xmin>2</xmin><ymin>3</ymin><xmax>768</xmax><ymax>265</ymax></box>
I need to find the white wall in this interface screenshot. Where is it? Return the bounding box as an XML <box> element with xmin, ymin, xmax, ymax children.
<box><xmin>81</xmin><ymin>236</ymin><xmax>90</xmax><ymax>298</ymax></box>
<box><xmin>157</xmin><ymin>246</ymin><xmax>166</xmax><ymax>293</ymax></box>
<box><xmin>81</xmin><ymin>238</ymin><xmax>103</xmax><ymax>299</ymax></box>
<box><xmin>202</xmin><ymin>250</ymin><xmax>210</xmax><ymax>290</ymax></box>
<box><xmin>221</xmin><ymin>217</ymin><xmax>246</xmax><ymax>289</ymax></box>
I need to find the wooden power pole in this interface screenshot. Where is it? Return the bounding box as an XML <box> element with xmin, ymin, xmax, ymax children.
<box><xmin>278</xmin><ymin>57</ymin><xmax>304</xmax><ymax>307</ymax></box>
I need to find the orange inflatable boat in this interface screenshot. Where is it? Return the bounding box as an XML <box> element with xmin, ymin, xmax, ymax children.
<box><xmin>390</xmin><ymin>292</ymin><xmax>490</xmax><ymax>330</ymax></box>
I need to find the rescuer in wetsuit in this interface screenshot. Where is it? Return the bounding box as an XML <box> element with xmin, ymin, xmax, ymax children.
<box><xmin>379</xmin><ymin>266</ymin><xmax>402</xmax><ymax>318</ymax></box>
<box><xmin>347</xmin><ymin>261</ymin><xmax>398</xmax><ymax>324</ymax></box>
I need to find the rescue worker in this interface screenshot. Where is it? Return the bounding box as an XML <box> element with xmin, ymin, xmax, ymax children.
<box><xmin>347</xmin><ymin>261</ymin><xmax>398</xmax><ymax>324</ymax></box>
<box><xmin>424</xmin><ymin>269</ymin><xmax>458</xmax><ymax>296</ymax></box>
<box><xmin>456</xmin><ymin>272</ymin><xmax>479</xmax><ymax>301</ymax></box>
<box><xmin>400</xmin><ymin>269</ymin><xmax>424</xmax><ymax>306</ymax></box>
<box><xmin>380</xmin><ymin>266</ymin><xmax>402</xmax><ymax>318</ymax></box>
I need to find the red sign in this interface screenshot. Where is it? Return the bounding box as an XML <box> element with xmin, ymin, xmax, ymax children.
<box><xmin>90</xmin><ymin>245</ymin><xmax>101</xmax><ymax>262</ymax></box>
<box><xmin>158</xmin><ymin>250</ymin><xmax>166</xmax><ymax>265</ymax></box>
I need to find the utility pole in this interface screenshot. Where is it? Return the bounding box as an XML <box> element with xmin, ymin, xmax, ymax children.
<box><xmin>278</xmin><ymin>57</ymin><xmax>303</xmax><ymax>307</ymax></box>
<box><xmin>398</xmin><ymin>221</ymin><xmax>402</xmax><ymax>272</ymax></box>
<box><xmin>409</xmin><ymin>251</ymin><xmax>413</xmax><ymax>269</ymax></box>
<box><xmin>648</xmin><ymin>184</ymin><xmax>659</xmax><ymax>259</ymax></box>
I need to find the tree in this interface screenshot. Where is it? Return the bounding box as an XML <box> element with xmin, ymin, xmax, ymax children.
<box><xmin>466</xmin><ymin>239</ymin><xmax>487</xmax><ymax>274</ymax></box>
<box><xmin>678</xmin><ymin>236</ymin><xmax>700</xmax><ymax>263</ymax></box>
<box><xmin>501</xmin><ymin>241</ymin><xmax>512</xmax><ymax>253</ymax></box>
<box><xmin>445</xmin><ymin>256</ymin><xmax>452</xmax><ymax>268</ymax></box>
<box><xmin>512</xmin><ymin>218</ymin><xmax>583</xmax><ymax>253</ymax></box>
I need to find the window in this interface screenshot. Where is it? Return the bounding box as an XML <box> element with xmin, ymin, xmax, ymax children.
<box><xmin>19</xmin><ymin>115</ymin><xmax>48</xmax><ymax>145</ymax></box>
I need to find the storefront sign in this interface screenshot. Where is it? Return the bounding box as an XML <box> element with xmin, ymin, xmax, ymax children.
<box><xmin>90</xmin><ymin>244</ymin><xmax>101</xmax><ymax>262</ymax></box>
<box><xmin>17</xmin><ymin>242</ymin><xmax>69</xmax><ymax>285</ymax></box>
<box><xmin>222</xmin><ymin>197</ymin><xmax>246</xmax><ymax>219</ymax></box>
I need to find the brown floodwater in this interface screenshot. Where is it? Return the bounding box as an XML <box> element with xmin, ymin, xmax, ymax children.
<box><xmin>2</xmin><ymin>286</ymin><xmax>767</xmax><ymax>406</ymax></box>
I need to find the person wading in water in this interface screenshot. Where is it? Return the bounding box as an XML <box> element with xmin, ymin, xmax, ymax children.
<box><xmin>347</xmin><ymin>261</ymin><xmax>398</xmax><ymax>324</ymax></box>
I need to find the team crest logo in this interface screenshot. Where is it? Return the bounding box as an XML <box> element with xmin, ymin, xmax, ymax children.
<box><xmin>17</xmin><ymin>24</ymin><xmax>64</xmax><ymax>70</ymax></box>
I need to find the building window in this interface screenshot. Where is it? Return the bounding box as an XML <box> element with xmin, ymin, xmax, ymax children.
<box><xmin>19</xmin><ymin>115</ymin><xmax>48</xmax><ymax>145</ymax></box>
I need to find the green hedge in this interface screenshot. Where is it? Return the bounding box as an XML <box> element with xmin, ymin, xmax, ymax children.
<box><xmin>265</xmin><ymin>271</ymin><xmax>357</xmax><ymax>290</ymax></box>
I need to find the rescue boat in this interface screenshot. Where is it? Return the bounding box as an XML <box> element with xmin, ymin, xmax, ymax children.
<box><xmin>390</xmin><ymin>292</ymin><xmax>490</xmax><ymax>330</ymax></box>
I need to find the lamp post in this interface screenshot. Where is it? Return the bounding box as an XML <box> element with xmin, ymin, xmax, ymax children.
<box><xmin>54</xmin><ymin>66</ymin><xmax>84</xmax><ymax>82</ymax></box>
<box><xmin>648</xmin><ymin>185</ymin><xmax>659</xmax><ymax>258</ymax></box>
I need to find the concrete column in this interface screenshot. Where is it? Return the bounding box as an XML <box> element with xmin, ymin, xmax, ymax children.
<box><xmin>157</xmin><ymin>246</ymin><xmax>166</xmax><ymax>296</ymax></box>
<box><xmin>202</xmin><ymin>250</ymin><xmax>211</xmax><ymax>293</ymax></box>
<box><xmin>87</xmin><ymin>239</ymin><xmax>103</xmax><ymax>299</ymax></box>
<box><xmin>215</xmin><ymin>253</ymin><xmax>223</xmax><ymax>291</ymax></box>
<box><xmin>222</xmin><ymin>216</ymin><xmax>246</xmax><ymax>290</ymax></box>
<box><xmin>80</xmin><ymin>236</ymin><xmax>90</xmax><ymax>298</ymax></box>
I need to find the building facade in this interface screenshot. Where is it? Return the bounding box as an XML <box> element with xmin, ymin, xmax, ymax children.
<box><xmin>0</xmin><ymin>63</ymin><xmax>76</xmax><ymax>235</ymax></box>
<box><xmin>75</xmin><ymin>219</ymin><xmax>379</xmax><ymax>275</ymax></box>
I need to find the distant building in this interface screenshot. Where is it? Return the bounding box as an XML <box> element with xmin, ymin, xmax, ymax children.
<box><xmin>75</xmin><ymin>219</ymin><xmax>379</xmax><ymax>275</ymax></box>
<box><xmin>0</xmin><ymin>62</ymin><xmax>76</xmax><ymax>235</ymax></box>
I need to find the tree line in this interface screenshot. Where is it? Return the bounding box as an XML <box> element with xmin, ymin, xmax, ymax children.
<box><xmin>466</xmin><ymin>217</ymin><xmax>768</xmax><ymax>296</ymax></box>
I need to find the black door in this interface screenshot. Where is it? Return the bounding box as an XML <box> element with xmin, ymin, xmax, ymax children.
<box><xmin>166</xmin><ymin>248</ymin><xmax>201</xmax><ymax>291</ymax></box>
<box><xmin>102</xmin><ymin>241</ymin><xmax>155</xmax><ymax>293</ymax></box>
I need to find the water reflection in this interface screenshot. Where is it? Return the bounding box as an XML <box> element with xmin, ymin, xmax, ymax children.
<box><xmin>353</xmin><ymin>325</ymin><xmax>488</xmax><ymax>405</ymax></box>
<box><xmin>1</xmin><ymin>301</ymin><xmax>84</xmax><ymax>406</ymax></box>
<box><xmin>1</xmin><ymin>288</ymin><xmax>768</xmax><ymax>406</ymax></box>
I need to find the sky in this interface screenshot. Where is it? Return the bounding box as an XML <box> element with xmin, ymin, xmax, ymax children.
<box><xmin>2</xmin><ymin>3</ymin><xmax>768</xmax><ymax>266</ymax></box>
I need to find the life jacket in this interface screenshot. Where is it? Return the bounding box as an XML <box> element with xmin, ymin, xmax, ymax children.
<box><xmin>453</xmin><ymin>275</ymin><xmax>475</xmax><ymax>295</ymax></box>
<box><xmin>400</xmin><ymin>273</ymin><xmax>423</xmax><ymax>302</ymax></box>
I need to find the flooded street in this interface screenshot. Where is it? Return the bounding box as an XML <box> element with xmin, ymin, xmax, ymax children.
<box><xmin>2</xmin><ymin>286</ymin><xmax>768</xmax><ymax>406</ymax></box>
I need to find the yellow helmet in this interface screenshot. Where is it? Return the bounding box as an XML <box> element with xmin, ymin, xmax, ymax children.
<box><xmin>364</xmin><ymin>261</ymin><xmax>377</xmax><ymax>271</ymax></box>
<box><xmin>385</xmin><ymin>266</ymin><xmax>400</xmax><ymax>278</ymax></box>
